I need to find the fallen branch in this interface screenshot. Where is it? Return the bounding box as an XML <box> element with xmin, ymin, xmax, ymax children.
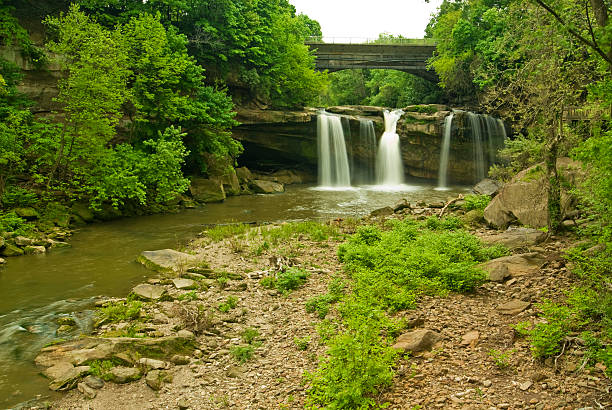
<box><xmin>438</xmin><ymin>194</ymin><xmax>464</xmax><ymax>218</ymax></box>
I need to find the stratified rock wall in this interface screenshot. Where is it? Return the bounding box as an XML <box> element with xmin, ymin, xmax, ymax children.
<box><xmin>233</xmin><ymin>105</ymin><xmax>481</xmax><ymax>184</ymax></box>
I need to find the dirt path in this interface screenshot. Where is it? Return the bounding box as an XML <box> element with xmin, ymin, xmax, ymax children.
<box><xmin>50</xmin><ymin>218</ymin><xmax>610</xmax><ymax>410</ymax></box>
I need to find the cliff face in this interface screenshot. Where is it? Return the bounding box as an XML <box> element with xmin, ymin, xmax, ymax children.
<box><xmin>233</xmin><ymin>105</ymin><xmax>481</xmax><ymax>184</ymax></box>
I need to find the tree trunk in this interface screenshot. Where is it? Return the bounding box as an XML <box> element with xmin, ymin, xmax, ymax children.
<box><xmin>546</xmin><ymin>126</ymin><xmax>562</xmax><ymax>234</ymax></box>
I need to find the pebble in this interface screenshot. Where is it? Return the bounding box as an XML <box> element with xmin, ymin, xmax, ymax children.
<box><xmin>483</xmin><ymin>380</ymin><xmax>492</xmax><ymax>387</ymax></box>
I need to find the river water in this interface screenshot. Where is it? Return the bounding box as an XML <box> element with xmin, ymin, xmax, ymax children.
<box><xmin>0</xmin><ymin>183</ymin><xmax>466</xmax><ymax>408</ymax></box>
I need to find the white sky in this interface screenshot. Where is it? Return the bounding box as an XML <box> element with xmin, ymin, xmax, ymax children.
<box><xmin>289</xmin><ymin>0</ymin><xmax>444</xmax><ymax>41</ymax></box>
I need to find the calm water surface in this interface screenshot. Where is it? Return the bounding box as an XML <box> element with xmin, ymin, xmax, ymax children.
<box><xmin>0</xmin><ymin>183</ymin><xmax>467</xmax><ymax>408</ymax></box>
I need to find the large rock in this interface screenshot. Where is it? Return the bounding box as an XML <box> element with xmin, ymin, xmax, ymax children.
<box><xmin>498</xmin><ymin>299</ymin><xmax>531</xmax><ymax>315</ymax></box>
<box><xmin>137</xmin><ymin>249</ymin><xmax>200</xmax><ymax>273</ymax></box>
<box><xmin>481</xmin><ymin>253</ymin><xmax>545</xmax><ymax>280</ymax></box>
<box><xmin>484</xmin><ymin>158</ymin><xmax>583</xmax><ymax>228</ymax></box>
<box><xmin>250</xmin><ymin>180</ymin><xmax>284</xmax><ymax>194</ymax></box>
<box><xmin>235</xmin><ymin>167</ymin><xmax>253</xmax><ymax>184</ymax></box>
<box><xmin>42</xmin><ymin>361</ymin><xmax>90</xmax><ymax>391</ymax></box>
<box><xmin>392</xmin><ymin>329</ymin><xmax>442</xmax><ymax>353</ymax></box>
<box><xmin>189</xmin><ymin>177</ymin><xmax>225</xmax><ymax>203</ymax></box>
<box><xmin>131</xmin><ymin>284</ymin><xmax>167</xmax><ymax>301</ymax></box>
<box><xmin>71</xmin><ymin>202</ymin><xmax>95</xmax><ymax>223</ymax></box>
<box><xmin>36</xmin><ymin>336</ymin><xmax>196</xmax><ymax>371</ymax></box>
<box><xmin>1</xmin><ymin>243</ymin><xmax>24</xmax><ymax>257</ymax></box>
<box><xmin>14</xmin><ymin>236</ymin><xmax>35</xmax><ymax>246</ymax></box>
<box><xmin>212</xmin><ymin>169</ymin><xmax>241</xmax><ymax>196</ymax></box>
<box><xmin>24</xmin><ymin>245</ymin><xmax>46</xmax><ymax>254</ymax></box>
<box><xmin>110</xmin><ymin>366</ymin><xmax>140</xmax><ymax>383</ymax></box>
<box><xmin>172</xmin><ymin>278</ymin><xmax>196</xmax><ymax>290</ymax></box>
<box><xmin>14</xmin><ymin>207</ymin><xmax>39</xmax><ymax>220</ymax></box>
<box><xmin>481</xmin><ymin>227</ymin><xmax>547</xmax><ymax>249</ymax></box>
<box><xmin>0</xmin><ymin>236</ymin><xmax>4</xmax><ymax>249</ymax></box>
<box><xmin>473</xmin><ymin>178</ymin><xmax>503</xmax><ymax>196</ymax></box>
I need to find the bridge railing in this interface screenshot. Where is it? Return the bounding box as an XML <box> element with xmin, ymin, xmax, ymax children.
<box><xmin>305</xmin><ymin>36</ymin><xmax>437</xmax><ymax>46</ymax></box>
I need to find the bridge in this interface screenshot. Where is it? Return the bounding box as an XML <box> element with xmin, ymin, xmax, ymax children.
<box><xmin>305</xmin><ymin>38</ymin><xmax>438</xmax><ymax>82</ymax></box>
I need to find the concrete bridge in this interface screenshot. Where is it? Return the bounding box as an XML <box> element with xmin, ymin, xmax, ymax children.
<box><xmin>305</xmin><ymin>40</ymin><xmax>438</xmax><ymax>82</ymax></box>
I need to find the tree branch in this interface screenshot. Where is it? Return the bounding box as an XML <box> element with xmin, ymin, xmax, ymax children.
<box><xmin>531</xmin><ymin>0</ymin><xmax>612</xmax><ymax>66</ymax></box>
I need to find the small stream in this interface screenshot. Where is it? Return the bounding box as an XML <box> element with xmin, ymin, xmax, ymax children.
<box><xmin>0</xmin><ymin>183</ymin><xmax>466</xmax><ymax>408</ymax></box>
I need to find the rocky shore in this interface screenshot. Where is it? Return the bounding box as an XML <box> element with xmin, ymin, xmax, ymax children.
<box><xmin>24</xmin><ymin>193</ymin><xmax>611</xmax><ymax>410</ymax></box>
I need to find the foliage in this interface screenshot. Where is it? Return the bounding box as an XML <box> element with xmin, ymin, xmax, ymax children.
<box><xmin>261</xmin><ymin>267</ymin><xmax>309</xmax><ymax>294</ymax></box>
<box><xmin>242</xmin><ymin>328</ymin><xmax>260</xmax><ymax>345</ymax></box>
<box><xmin>98</xmin><ymin>300</ymin><xmax>143</xmax><ymax>323</ymax></box>
<box><xmin>294</xmin><ymin>336</ymin><xmax>310</xmax><ymax>351</ymax></box>
<box><xmin>88</xmin><ymin>359</ymin><xmax>118</xmax><ymax>381</ymax></box>
<box><xmin>218</xmin><ymin>296</ymin><xmax>238</xmax><ymax>313</ymax></box>
<box><xmin>204</xmin><ymin>224</ymin><xmax>250</xmax><ymax>242</ymax></box>
<box><xmin>488</xmin><ymin>349</ymin><xmax>515</xmax><ymax>369</ymax></box>
<box><xmin>305</xmin><ymin>277</ymin><xmax>345</xmax><ymax>319</ymax></box>
<box><xmin>519</xmin><ymin>246</ymin><xmax>611</xmax><ymax>376</ymax></box>
<box><xmin>77</xmin><ymin>0</ymin><xmax>327</xmax><ymax>108</ymax></box>
<box><xmin>260</xmin><ymin>221</ymin><xmax>340</xmax><ymax>246</ymax></box>
<box><xmin>322</xmin><ymin>68</ymin><xmax>444</xmax><ymax>107</ymax></box>
<box><xmin>230</xmin><ymin>345</ymin><xmax>254</xmax><ymax>364</ymax></box>
<box><xmin>308</xmin><ymin>218</ymin><xmax>506</xmax><ymax>408</ymax></box>
<box><xmin>462</xmin><ymin>194</ymin><xmax>491</xmax><ymax>211</ymax></box>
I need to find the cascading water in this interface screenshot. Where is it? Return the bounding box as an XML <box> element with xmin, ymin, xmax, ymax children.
<box><xmin>437</xmin><ymin>112</ymin><xmax>454</xmax><ymax>189</ymax></box>
<box><xmin>357</xmin><ymin>118</ymin><xmax>377</xmax><ymax>184</ymax></box>
<box><xmin>317</xmin><ymin>113</ymin><xmax>351</xmax><ymax>187</ymax></box>
<box><xmin>438</xmin><ymin>111</ymin><xmax>507</xmax><ymax>185</ymax></box>
<box><xmin>467</xmin><ymin>112</ymin><xmax>486</xmax><ymax>182</ymax></box>
<box><xmin>376</xmin><ymin>109</ymin><xmax>405</xmax><ymax>185</ymax></box>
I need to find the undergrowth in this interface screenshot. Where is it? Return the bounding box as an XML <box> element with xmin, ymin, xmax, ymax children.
<box><xmin>516</xmin><ymin>245</ymin><xmax>611</xmax><ymax>376</ymax></box>
<box><xmin>306</xmin><ymin>216</ymin><xmax>507</xmax><ymax>409</ymax></box>
<box><xmin>260</xmin><ymin>267</ymin><xmax>309</xmax><ymax>294</ymax></box>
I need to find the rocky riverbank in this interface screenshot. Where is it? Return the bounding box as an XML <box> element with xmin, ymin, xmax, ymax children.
<box><xmin>27</xmin><ymin>196</ymin><xmax>610</xmax><ymax>410</ymax></box>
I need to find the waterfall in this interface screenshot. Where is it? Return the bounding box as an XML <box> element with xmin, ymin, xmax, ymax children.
<box><xmin>317</xmin><ymin>113</ymin><xmax>351</xmax><ymax>187</ymax></box>
<box><xmin>376</xmin><ymin>109</ymin><xmax>405</xmax><ymax>185</ymax></box>
<box><xmin>467</xmin><ymin>112</ymin><xmax>486</xmax><ymax>182</ymax></box>
<box><xmin>437</xmin><ymin>112</ymin><xmax>454</xmax><ymax>189</ymax></box>
<box><xmin>358</xmin><ymin>118</ymin><xmax>377</xmax><ymax>184</ymax></box>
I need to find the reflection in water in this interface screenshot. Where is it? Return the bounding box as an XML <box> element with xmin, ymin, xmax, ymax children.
<box><xmin>0</xmin><ymin>183</ymin><xmax>466</xmax><ymax>407</ymax></box>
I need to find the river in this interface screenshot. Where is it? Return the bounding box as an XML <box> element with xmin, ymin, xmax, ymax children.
<box><xmin>0</xmin><ymin>183</ymin><xmax>466</xmax><ymax>408</ymax></box>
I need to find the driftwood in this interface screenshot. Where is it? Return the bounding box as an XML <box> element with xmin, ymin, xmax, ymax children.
<box><xmin>438</xmin><ymin>194</ymin><xmax>464</xmax><ymax>218</ymax></box>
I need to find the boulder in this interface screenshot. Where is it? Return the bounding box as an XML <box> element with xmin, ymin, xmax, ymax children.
<box><xmin>77</xmin><ymin>382</ymin><xmax>97</xmax><ymax>399</ymax></box>
<box><xmin>137</xmin><ymin>249</ymin><xmax>200</xmax><ymax>273</ymax></box>
<box><xmin>42</xmin><ymin>362</ymin><xmax>90</xmax><ymax>391</ymax></box>
<box><xmin>172</xmin><ymin>278</ymin><xmax>196</xmax><ymax>290</ymax></box>
<box><xmin>481</xmin><ymin>227</ymin><xmax>547</xmax><ymax>250</ymax></box>
<box><xmin>460</xmin><ymin>330</ymin><xmax>480</xmax><ymax>346</ymax></box>
<box><xmin>83</xmin><ymin>375</ymin><xmax>104</xmax><ymax>389</ymax></box>
<box><xmin>370</xmin><ymin>206</ymin><xmax>394</xmax><ymax>217</ymax></box>
<box><xmin>235</xmin><ymin>167</ymin><xmax>253</xmax><ymax>184</ymax></box>
<box><xmin>110</xmin><ymin>366</ymin><xmax>140</xmax><ymax>383</ymax></box>
<box><xmin>131</xmin><ymin>284</ymin><xmax>167</xmax><ymax>301</ymax></box>
<box><xmin>36</xmin><ymin>336</ymin><xmax>195</xmax><ymax>371</ymax></box>
<box><xmin>0</xmin><ymin>236</ymin><xmax>4</xmax><ymax>248</ymax></box>
<box><xmin>14</xmin><ymin>207</ymin><xmax>39</xmax><ymax>220</ymax></box>
<box><xmin>473</xmin><ymin>178</ymin><xmax>503</xmax><ymax>197</ymax></box>
<box><xmin>462</xmin><ymin>209</ymin><xmax>485</xmax><ymax>225</ymax></box>
<box><xmin>0</xmin><ymin>257</ymin><xmax>5</xmax><ymax>264</ymax></box>
<box><xmin>498</xmin><ymin>299</ymin><xmax>531</xmax><ymax>315</ymax></box>
<box><xmin>145</xmin><ymin>369</ymin><xmax>171</xmax><ymax>391</ymax></box>
<box><xmin>393</xmin><ymin>199</ymin><xmax>411</xmax><ymax>213</ymax></box>
<box><xmin>138</xmin><ymin>358</ymin><xmax>168</xmax><ymax>370</ymax></box>
<box><xmin>14</xmin><ymin>236</ymin><xmax>35</xmax><ymax>246</ymax></box>
<box><xmin>189</xmin><ymin>178</ymin><xmax>225</xmax><ymax>203</ymax></box>
<box><xmin>24</xmin><ymin>245</ymin><xmax>46</xmax><ymax>254</ymax></box>
<box><xmin>170</xmin><ymin>355</ymin><xmax>190</xmax><ymax>365</ymax></box>
<box><xmin>1</xmin><ymin>243</ymin><xmax>24</xmax><ymax>257</ymax></box>
<box><xmin>392</xmin><ymin>329</ymin><xmax>442</xmax><ymax>353</ymax></box>
<box><xmin>250</xmin><ymin>180</ymin><xmax>284</xmax><ymax>194</ymax></box>
<box><xmin>481</xmin><ymin>253</ymin><xmax>545</xmax><ymax>279</ymax></box>
<box><xmin>212</xmin><ymin>169</ymin><xmax>241</xmax><ymax>196</ymax></box>
<box><xmin>484</xmin><ymin>158</ymin><xmax>583</xmax><ymax>228</ymax></box>
<box><xmin>46</xmin><ymin>239</ymin><xmax>71</xmax><ymax>249</ymax></box>
<box><xmin>71</xmin><ymin>202</ymin><xmax>95</xmax><ymax>223</ymax></box>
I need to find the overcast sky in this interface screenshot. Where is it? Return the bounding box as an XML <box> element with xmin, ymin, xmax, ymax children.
<box><xmin>289</xmin><ymin>0</ymin><xmax>444</xmax><ymax>41</ymax></box>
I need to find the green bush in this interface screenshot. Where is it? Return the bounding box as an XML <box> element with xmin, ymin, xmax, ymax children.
<box><xmin>98</xmin><ymin>300</ymin><xmax>142</xmax><ymax>323</ymax></box>
<box><xmin>230</xmin><ymin>345</ymin><xmax>254</xmax><ymax>363</ymax></box>
<box><xmin>218</xmin><ymin>296</ymin><xmax>238</xmax><ymax>313</ymax></box>
<box><xmin>261</xmin><ymin>267</ymin><xmax>309</xmax><ymax>294</ymax></box>
<box><xmin>205</xmin><ymin>223</ymin><xmax>250</xmax><ymax>242</ymax></box>
<box><xmin>308</xmin><ymin>217</ymin><xmax>505</xmax><ymax>408</ymax></box>
<box><xmin>462</xmin><ymin>194</ymin><xmax>491</xmax><ymax>211</ymax></box>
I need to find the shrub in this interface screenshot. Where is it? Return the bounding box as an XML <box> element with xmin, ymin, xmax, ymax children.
<box><xmin>230</xmin><ymin>345</ymin><xmax>254</xmax><ymax>363</ymax></box>
<box><xmin>98</xmin><ymin>300</ymin><xmax>142</xmax><ymax>323</ymax></box>
<box><xmin>261</xmin><ymin>267</ymin><xmax>309</xmax><ymax>294</ymax></box>
<box><xmin>218</xmin><ymin>296</ymin><xmax>238</xmax><ymax>313</ymax></box>
<box><xmin>462</xmin><ymin>194</ymin><xmax>491</xmax><ymax>211</ymax></box>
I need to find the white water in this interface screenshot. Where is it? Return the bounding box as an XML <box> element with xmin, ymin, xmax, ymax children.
<box><xmin>468</xmin><ymin>112</ymin><xmax>486</xmax><ymax>182</ymax></box>
<box><xmin>376</xmin><ymin>109</ymin><xmax>405</xmax><ymax>186</ymax></box>
<box><xmin>437</xmin><ymin>112</ymin><xmax>454</xmax><ymax>189</ymax></box>
<box><xmin>357</xmin><ymin>118</ymin><xmax>377</xmax><ymax>184</ymax></box>
<box><xmin>317</xmin><ymin>113</ymin><xmax>351</xmax><ymax>187</ymax></box>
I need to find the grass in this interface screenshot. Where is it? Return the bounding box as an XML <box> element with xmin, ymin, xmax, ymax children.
<box><xmin>230</xmin><ymin>345</ymin><xmax>254</xmax><ymax>363</ymax></box>
<box><xmin>260</xmin><ymin>267</ymin><xmax>309</xmax><ymax>294</ymax></box>
<box><xmin>97</xmin><ymin>300</ymin><xmax>143</xmax><ymax>323</ymax></box>
<box><xmin>204</xmin><ymin>223</ymin><xmax>250</xmax><ymax>241</ymax></box>
<box><xmin>218</xmin><ymin>296</ymin><xmax>238</xmax><ymax>313</ymax></box>
<box><xmin>294</xmin><ymin>336</ymin><xmax>310</xmax><ymax>351</ymax></box>
<box><xmin>306</xmin><ymin>217</ymin><xmax>508</xmax><ymax>409</ymax></box>
<box><xmin>305</xmin><ymin>277</ymin><xmax>345</xmax><ymax>318</ymax></box>
<box><xmin>462</xmin><ymin>194</ymin><xmax>491</xmax><ymax>211</ymax></box>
